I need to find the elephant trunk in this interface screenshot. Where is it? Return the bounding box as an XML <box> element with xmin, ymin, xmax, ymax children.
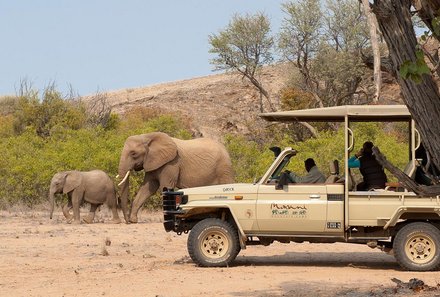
<box><xmin>118</xmin><ymin>171</ymin><xmax>130</xmax><ymax>223</ymax></box>
<box><xmin>49</xmin><ymin>189</ymin><xmax>55</xmax><ymax>219</ymax></box>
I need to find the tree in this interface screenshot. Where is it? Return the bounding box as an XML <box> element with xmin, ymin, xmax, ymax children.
<box><xmin>209</xmin><ymin>13</ymin><xmax>275</xmax><ymax>112</ymax></box>
<box><xmin>278</xmin><ymin>0</ymin><xmax>323</xmax><ymax>107</ymax></box>
<box><xmin>279</xmin><ymin>0</ymin><xmax>371</xmax><ymax>108</ymax></box>
<box><xmin>371</xmin><ymin>0</ymin><xmax>440</xmax><ymax>184</ymax></box>
<box><xmin>412</xmin><ymin>0</ymin><xmax>440</xmax><ymax>38</ymax></box>
<box><xmin>361</xmin><ymin>0</ymin><xmax>382</xmax><ymax>102</ymax></box>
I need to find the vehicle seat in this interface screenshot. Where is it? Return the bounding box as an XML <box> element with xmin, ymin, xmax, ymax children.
<box><xmin>325</xmin><ymin>160</ymin><xmax>339</xmax><ymax>183</ymax></box>
<box><xmin>344</xmin><ymin>168</ymin><xmax>356</xmax><ymax>191</ymax></box>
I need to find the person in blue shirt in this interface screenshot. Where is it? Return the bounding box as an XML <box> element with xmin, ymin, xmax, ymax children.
<box><xmin>349</xmin><ymin>141</ymin><xmax>387</xmax><ymax>191</ymax></box>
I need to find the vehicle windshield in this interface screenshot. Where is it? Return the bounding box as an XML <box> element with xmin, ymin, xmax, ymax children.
<box><xmin>270</xmin><ymin>152</ymin><xmax>295</xmax><ymax>180</ymax></box>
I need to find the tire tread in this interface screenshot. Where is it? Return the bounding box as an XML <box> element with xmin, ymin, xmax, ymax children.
<box><xmin>393</xmin><ymin>222</ymin><xmax>440</xmax><ymax>271</ymax></box>
<box><xmin>187</xmin><ymin>218</ymin><xmax>240</xmax><ymax>267</ymax></box>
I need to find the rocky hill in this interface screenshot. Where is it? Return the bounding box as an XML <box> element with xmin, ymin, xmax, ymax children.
<box><xmin>97</xmin><ymin>63</ymin><xmax>403</xmax><ymax>140</ymax></box>
<box><xmin>99</xmin><ymin>64</ymin><xmax>290</xmax><ymax>140</ymax></box>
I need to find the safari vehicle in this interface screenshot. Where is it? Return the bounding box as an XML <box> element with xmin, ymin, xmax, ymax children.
<box><xmin>162</xmin><ymin>105</ymin><xmax>440</xmax><ymax>271</ymax></box>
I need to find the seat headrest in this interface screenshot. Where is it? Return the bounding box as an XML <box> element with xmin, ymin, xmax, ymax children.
<box><xmin>329</xmin><ymin>160</ymin><xmax>339</xmax><ymax>175</ymax></box>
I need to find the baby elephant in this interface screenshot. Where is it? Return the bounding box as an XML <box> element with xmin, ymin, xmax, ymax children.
<box><xmin>49</xmin><ymin>170</ymin><xmax>121</xmax><ymax>224</ymax></box>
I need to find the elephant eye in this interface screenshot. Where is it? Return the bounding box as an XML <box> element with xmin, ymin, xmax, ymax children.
<box><xmin>130</xmin><ymin>151</ymin><xmax>138</xmax><ymax>158</ymax></box>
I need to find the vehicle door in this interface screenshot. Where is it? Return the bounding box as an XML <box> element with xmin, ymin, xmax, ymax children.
<box><xmin>256</xmin><ymin>183</ymin><xmax>328</xmax><ymax>233</ymax></box>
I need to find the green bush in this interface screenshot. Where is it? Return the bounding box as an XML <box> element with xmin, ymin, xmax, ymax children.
<box><xmin>0</xmin><ymin>87</ymin><xmax>411</xmax><ymax>210</ymax></box>
<box><xmin>224</xmin><ymin>134</ymin><xmax>273</xmax><ymax>182</ymax></box>
<box><xmin>0</xmin><ymin>102</ymin><xmax>195</xmax><ymax>208</ymax></box>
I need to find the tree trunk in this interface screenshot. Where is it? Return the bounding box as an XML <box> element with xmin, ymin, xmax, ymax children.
<box><xmin>362</xmin><ymin>0</ymin><xmax>382</xmax><ymax>102</ymax></box>
<box><xmin>412</xmin><ymin>0</ymin><xmax>440</xmax><ymax>40</ymax></box>
<box><xmin>372</xmin><ymin>0</ymin><xmax>440</xmax><ymax>172</ymax></box>
<box><xmin>247</xmin><ymin>74</ymin><xmax>275</xmax><ymax>112</ymax></box>
<box><xmin>299</xmin><ymin>121</ymin><xmax>318</xmax><ymax>138</ymax></box>
<box><xmin>373</xmin><ymin>146</ymin><xmax>440</xmax><ymax>196</ymax></box>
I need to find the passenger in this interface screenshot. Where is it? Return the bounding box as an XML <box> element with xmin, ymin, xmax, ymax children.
<box><xmin>277</xmin><ymin>158</ymin><xmax>325</xmax><ymax>189</ymax></box>
<box><xmin>415</xmin><ymin>144</ymin><xmax>438</xmax><ymax>186</ymax></box>
<box><xmin>348</xmin><ymin>141</ymin><xmax>387</xmax><ymax>191</ymax></box>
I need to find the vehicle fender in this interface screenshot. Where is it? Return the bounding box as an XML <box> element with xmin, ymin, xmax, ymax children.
<box><xmin>183</xmin><ymin>203</ymin><xmax>247</xmax><ymax>249</ymax></box>
<box><xmin>383</xmin><ymin>206</ymin><xmax>440</xmax><ymax>230</ymax></box>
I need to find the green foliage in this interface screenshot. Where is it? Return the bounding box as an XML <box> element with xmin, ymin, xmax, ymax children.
<box><xmin>0</xmin><ymin>90</ymin><xmax>195</xmax><ymax>209</ymax></box>
<box><xmin>279</xmin><ymin>0</ymin><xmax>322</xmax><ymax>56</ymax></box>
<box><xmin>209</xmin><ymin>12</ymin><xmax>275</xmax><ymax>111</ymax></box>
<box><xmin>409</xmin><ymin>12</ymin><xmax>440</xmax><ymax>84</ymax></box>
<box><xmin>147</xmin><ymin>115</ymin><xmax>192</xmax><ymax>139</ymax></box>
<box><xmin>209</xmin><ymin>12</ymin><xmax>273</xmax><ymax>73</ymax></box>
<box><xmin>279</xmin><ymin>0</ymin><xmax>371</xmax><ymax>107</ymax></box>
<box><xmin>399</xmin><ymin>49</ymin><xmax>431</xmax><ymax>84</ymax></box>
<box><xmin>13</xmin><ymin>87</ymin><xmax>87</xmax><ymax>137</ymax></box>
<box><xmin>310</xmin><ymin>45</ymin><xmax>366</xmax><ymax>105</ymax></box>
<box><xmin>224</xmin><ymin>134</ymin><xmax>273</xmax><ymax>182</ymax></box>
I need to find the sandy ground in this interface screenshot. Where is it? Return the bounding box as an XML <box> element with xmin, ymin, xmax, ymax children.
<box><xmin>1</xmin><ymin>209</ymin><xmax>440</xmax><ymax>297</ymax></box>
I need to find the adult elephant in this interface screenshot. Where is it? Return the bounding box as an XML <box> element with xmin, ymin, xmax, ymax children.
<box><xmin>49</xmin><ymin>170</ymin><xmax>121</xmax><ymax>224</ymax></box>
<box><xmin>118</xmin><ymin>132</ymin><xmax>234</xmax><ymax>223</ymax></box>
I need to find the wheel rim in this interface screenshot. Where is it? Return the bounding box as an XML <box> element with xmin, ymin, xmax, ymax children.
<box><xmin>405</xmin><ymin>233</ymin><xmax>437</xmax><ymax>265</ymax></box>
<box><xmin>200</xmin><ymin>230</ymin><xmax>230</xmax><ymax>259</ymax></box>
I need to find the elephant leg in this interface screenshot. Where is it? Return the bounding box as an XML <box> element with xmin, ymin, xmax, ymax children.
<box><xmin>82</xmin><ymin>204</ymin><xmax>98</xmax><ymax>224</ymax></box>
<box><xmin>71</xmin><ymin>191</ymin><xmax>83</xmax><ymax>225</ymax></box>
<box><xmin>129</xmin><ymin>180</ymin><xmax>159</xmax><ymax>223</ymax></box>
<box><xmin>62</xmin><ymin>200</ymin><xmax>74</xmax><ymax>223</ymax></box>
<box><xmin>109</xmin><ymin>204</ymin><xmax>121</xmax><ymax>224</ymax></box>
<box><xmin>105</xmin><ymin>192</ymin><xmax>121</xmax><ymax>224</ymax></box>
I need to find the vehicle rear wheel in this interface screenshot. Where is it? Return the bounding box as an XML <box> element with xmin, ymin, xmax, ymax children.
<box><xmin>187</xmin><ymin>218</ymin><xmax>240</xmax><ymax>267</ymax></box>
<box><xmin>393</xmin><ymin>222</ymin><xmax>440</xmax><ymax>271</ymax></box>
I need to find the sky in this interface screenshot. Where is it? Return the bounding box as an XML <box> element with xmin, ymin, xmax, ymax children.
<box><xmin>0</xmin><ymin>0</ymin><xmax>286</xmax><ymax>97</ymax></box>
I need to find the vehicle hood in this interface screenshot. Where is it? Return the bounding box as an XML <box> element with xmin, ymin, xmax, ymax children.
<box><xmin>179</xmin><ymin>183</ymin><xmax>258</xmax><ymax>198</ymax></box>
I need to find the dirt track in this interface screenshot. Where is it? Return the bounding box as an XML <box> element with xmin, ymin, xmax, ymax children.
<box><xmin>1</xmin><ymin>209</ymin><xmax>440</xmax><ymax>297</ymax></box>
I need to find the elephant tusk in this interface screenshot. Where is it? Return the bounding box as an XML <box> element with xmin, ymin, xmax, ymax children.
<box><xmin>116</xmin><ymin>174</ymin><xmax>120</xmax><ymax>179</ymax></box>
<box><xmin>118</xmin><ymin>171</ymin><xmax>130</xmax><ymax>186</ymax></box>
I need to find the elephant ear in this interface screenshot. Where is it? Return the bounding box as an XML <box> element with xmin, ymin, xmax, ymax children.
<box><xmin>63</xmin><ymin>171</ymin><xmax>83</xmax><ymax>194</ymax></box>
<box><xmin>143</xmin><ymin>132</ymin><xmax>178</xmax><ymax>172</ymax></box>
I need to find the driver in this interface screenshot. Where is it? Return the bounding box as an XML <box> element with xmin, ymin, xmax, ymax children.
<box><xmin>277</xmin><ymin>158</ymin><xmax>325</xmax><ymax>189</ymax></box>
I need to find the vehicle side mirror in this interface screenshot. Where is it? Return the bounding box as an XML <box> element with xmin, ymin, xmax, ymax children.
<box><xmin>275</xmin><ymin>172</ymin><xmax>289</xmax><ymax>190</ymax></box>
<box><xmin>269</xmin><ymin>146</ymin><xmax>281</xmax><ymax>159</ymax></box>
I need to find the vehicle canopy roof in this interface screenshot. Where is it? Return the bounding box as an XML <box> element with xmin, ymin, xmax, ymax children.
<box><xmin>260</xmin><ymin>105</ymin><xmax>411</xmax><ymax>122</ymax></box>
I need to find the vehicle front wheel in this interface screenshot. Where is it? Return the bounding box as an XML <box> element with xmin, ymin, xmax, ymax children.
<box><xmin>187</xmin><ymin>218</ymin><xmax>241</xmax><ymax>267</ymax></box>
<box><xmin>393</xmin><ymin>222</ymin><xmax>440</xmax><ymax>271</ymax></box>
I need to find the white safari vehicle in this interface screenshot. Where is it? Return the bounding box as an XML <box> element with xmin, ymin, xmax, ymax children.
<box><xmin>163</xmin><ymin>105</ymin><xmax>440</xmax><ymax>271</ymax></box>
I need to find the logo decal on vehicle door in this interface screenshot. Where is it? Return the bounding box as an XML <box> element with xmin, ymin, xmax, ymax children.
<box><xmin>270</xmin><ymin>203</ymin><xmax>307</xmax><ymax>218</ymax></box>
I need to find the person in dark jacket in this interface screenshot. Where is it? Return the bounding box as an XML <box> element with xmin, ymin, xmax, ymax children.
<box><xmin>348</xmin><ymin>141</ymin><xmax>387</xmax><ymax>191</ymax></box>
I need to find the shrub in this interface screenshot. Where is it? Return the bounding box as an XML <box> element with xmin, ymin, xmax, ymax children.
<box><xmin>0</xmin><ymin>105</ymin><xmax>196</xmax><ymax>209</ymax></box>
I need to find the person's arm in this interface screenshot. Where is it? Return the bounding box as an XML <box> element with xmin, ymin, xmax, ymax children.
<box><xmin>348</xmin><ymin>156</ymin><xmax>360</xmax><ymax>168</ymax></box>
<box><xmin>288</xmin><ymin>171</ymin><xmax>303</xmax><ymax>183</ymax></box>
<box><xmin>289</xmin><ymin>171</ymin><xmax>318</xmax><ymax>183</ymax></box>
